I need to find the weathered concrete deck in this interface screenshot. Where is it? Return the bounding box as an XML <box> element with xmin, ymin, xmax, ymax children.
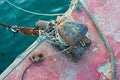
<box><xmin>0</xmin><ymin>0</ymin><xmax>120</xmax><ymax>80</ymax></box>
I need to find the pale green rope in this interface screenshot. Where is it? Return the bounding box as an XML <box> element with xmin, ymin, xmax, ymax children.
<box><xmin>4</xmin><ymin>0</ymin><xmax>64</xmax><ymax>16</ymax></box>
<box><xmin>79</xmin><ymin>0</ymin><xmax>115</xmax><ymax>80</ymax></box>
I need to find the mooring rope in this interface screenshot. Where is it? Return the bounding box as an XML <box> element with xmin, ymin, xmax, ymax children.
<box><xmin>1</xmin><ymin>0</ymin><xmax>115</xmax><ymax>80</ymax></box>
<box><xmin>78</xmin><ymin>0</ymin><xmax>115</xmax><ymax>80</ymax></box>
<box><xmin>0</xmin><ymin>27</ymin><xmax>56</xmax><ymax>80</ymax></box>
<box><xmin>4</xmin><ymin>0</ymin><xmax>64</xmax><ymax>16</ymax></box>
<box><xmin>4</xmin><ymin>0</ymin><xmax>19</xmax><ymax>25</ymax></box>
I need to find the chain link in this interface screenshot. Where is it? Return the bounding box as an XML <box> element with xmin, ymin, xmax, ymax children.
<box><xmin>38</xmin><ymin>26</ymin><xmax>68</xmax><ymax>46</ymax></box>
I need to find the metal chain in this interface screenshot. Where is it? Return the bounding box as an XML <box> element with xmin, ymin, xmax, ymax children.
<box><xmin>46</xmin><ymin>28</ymin><xmax>68</xmax><ymax>46</ymax></box>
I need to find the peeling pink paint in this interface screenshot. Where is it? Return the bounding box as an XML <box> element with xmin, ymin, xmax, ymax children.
<box><xmin>3</xmin><ymin>0</ymin><xmax>120</xmax><ymax>80</ymax></box>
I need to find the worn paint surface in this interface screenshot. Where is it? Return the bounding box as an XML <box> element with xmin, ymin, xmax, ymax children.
<box><xmin>2</xmin><ymin>0</ymin><xmax>120</xmax><ymax>80</ymax></box>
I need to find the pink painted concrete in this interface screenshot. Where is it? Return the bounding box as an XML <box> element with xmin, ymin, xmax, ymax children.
<box><xmin>4</xmin><ymin>0</ymin><xmax>120</xmax><ymax>80</ymax></box>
